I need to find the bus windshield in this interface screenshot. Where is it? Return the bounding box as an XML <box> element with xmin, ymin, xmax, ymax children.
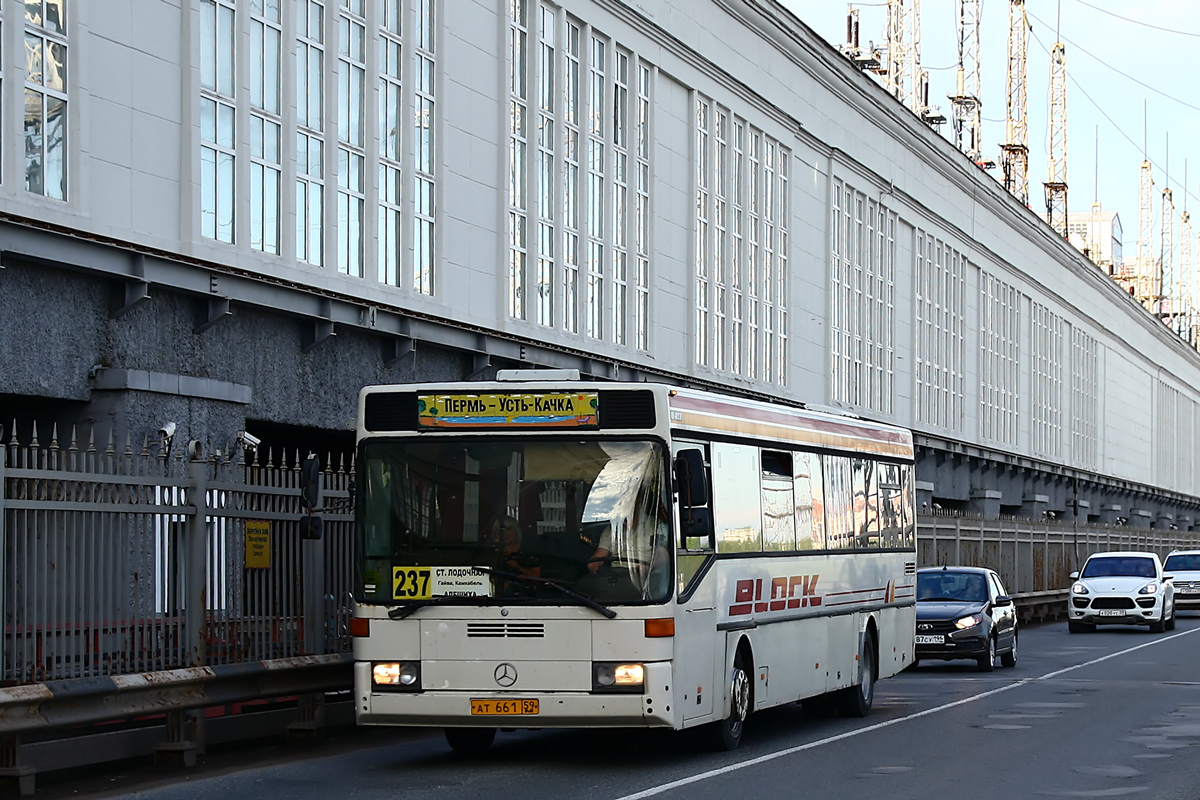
<box><xmin>359</xmin><ymin>438</ymin><xmax>672</xmax><ymax>606</ymax></box>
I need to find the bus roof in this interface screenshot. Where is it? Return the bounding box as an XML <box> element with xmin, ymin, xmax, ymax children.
<box><xmin>358</xmin><ymin>381</ymin><xmax>912</xmax><ymax>460</ymax></box>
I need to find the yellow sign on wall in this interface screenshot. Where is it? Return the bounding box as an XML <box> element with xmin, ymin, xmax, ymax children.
<box><xmin>245</xmin><ymin>521</ymin><xmax>270</xmax><ymax>569</ymax></box>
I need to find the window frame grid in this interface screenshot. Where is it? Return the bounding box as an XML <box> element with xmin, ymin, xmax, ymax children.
<box><xmin>609</xmin><ymin>49</ymin><xmax>630</xmax><ymax>346</ymax></box>
<box><xmin>694</xmin><ymin>96</ymin><xmax>710</xmax><ymax>366</ymax></box>
<box><xmin>377</xmin><ymin>1</ymin><xmax>404</xmax><ymax>287</ymax></box>
<box><xmin>584</xmin><ymin>33</ymin><xmax>606</xmax><ymax>341</ymax></box>
<box><xmin>560</xmin><ymin>17</ymin><xmax>581</xmax><ymax>334</ymax></box>
<box><xmin>979</xmin><ymin>273</ymin><xmax>1021</xmax><ymax>447</ymax></box>
<box><xmin>249</xmin><ymin>1</ymin><xmax>282</xmax><ymax>254</ymax></box>
<box><xmin>296</xmin><ymin>0</ymin><xmax>326</xmax><ymax>266</ymax></box>
<box><xmin>507</xmin><ymin>0</ymin><xmax>529</xmax><ymax>319</ymax></box>
<box><xmin>633</xmin><ymin>63</ymin><xmax>650</xmax><ymax>352</ymax></box>
<box><xmin>914</xmin><ymin>229</ymin><xmax>966</xmax><ymax>432</ymax></box>
<box><xmin>830</xmin><ymin>179</ymin><xmax>895</xmax><ymax>413</ymax></box>
<box><xmin>412</xmin><ymin>0</ymin><xmax>435</xmax><ymax>295</ymax></box>
<box><xmin>336</xmin><ymin>1</ymin><xmax>367</xmax><ymax>278</ymax></box>
<box><xmin>200</xmin><ymin>0</ymin><xmax>235</xmax><ymax>239</ymax></box>
<box><xmin>534</xmin><ymin>3</ymin><xmax>557</xmax><ymax>328</ymax></box>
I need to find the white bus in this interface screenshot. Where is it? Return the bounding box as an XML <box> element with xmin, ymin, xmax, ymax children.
<box><xmin>350</xmin><ymin>371</ymin><xmax>916</xmax><ymax>752</ymax></box>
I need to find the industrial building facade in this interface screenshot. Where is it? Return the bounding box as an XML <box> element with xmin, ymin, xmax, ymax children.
<box><xmin>3</xmin><ymin>0</ymin><xmax>1200</xmax><ymax>524</ymax></box>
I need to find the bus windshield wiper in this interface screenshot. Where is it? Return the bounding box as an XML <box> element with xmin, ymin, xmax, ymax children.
<box><xmin>474</xmin><ymin>566</ymin><xmax>617</xmax><ymax>619</ymax></box>
<box><xmin>387</xmin><ymin>596</ymin><xmax>472</xmax><ymax>620</ymax></box>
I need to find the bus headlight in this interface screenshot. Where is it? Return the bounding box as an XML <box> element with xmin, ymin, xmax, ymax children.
<box><xmin>372</xmin><ymin>661</ymin><xmax>421</xmax><ymax>691</ymax></box>
<box><xmin>593</xmin><ymin>662</ymin><xmax>645</xmax><ymax>693</ymax></box>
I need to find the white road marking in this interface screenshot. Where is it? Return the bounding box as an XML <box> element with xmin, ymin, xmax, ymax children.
<box><xmin>613</xmin><ymin>627</ymin><xmax>1200</xmax><ymax>800</ymax></box>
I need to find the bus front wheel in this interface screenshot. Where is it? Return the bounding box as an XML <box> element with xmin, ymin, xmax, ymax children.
<box><xmin>707</xmin><ymin>652</ymin><xmax>751</xmax><ymax>751</ymax></box>
<box><xmin>444</xmin><ymin>727</ymin><xmax>496</xmax><ymax>754</ymax></box>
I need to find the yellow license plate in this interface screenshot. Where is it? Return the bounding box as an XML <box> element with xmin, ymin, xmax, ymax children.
<box><xmin>470</xmin><ymin>698</ymin><xmax>540</xmax><ymax>716</ymax></box>
<box><xmin>392</xmin><ymin>567</ymin><xmax>432</xmax><ymax>600</ymax></box>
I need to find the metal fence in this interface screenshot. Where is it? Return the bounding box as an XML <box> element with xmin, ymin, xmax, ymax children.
<box><xmin>917</xmin><ymin>511</ymin><xmax>1200</xmax><ymax>594</ymax></box>
<box><xmin>0</xmin><ymin>425</ymin><xmax>355</xmax><ymax>685</ymax></box>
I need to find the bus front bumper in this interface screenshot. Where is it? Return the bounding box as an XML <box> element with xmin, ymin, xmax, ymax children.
<box><xmin>355</xmin><ymin>661</ymin><xmax>676</xmax><ymax>728</ymax></box>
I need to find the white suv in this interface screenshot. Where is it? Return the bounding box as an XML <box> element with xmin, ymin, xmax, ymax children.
<box><xmin>1068</xmin><ymin>551</ymin><xmax>1175</xmax><ymax>633</ymax></box>
<box><xmin>1164</xmin><ymin>550</ymin><xmax>1200</xmax><ymax>611</ymax></box>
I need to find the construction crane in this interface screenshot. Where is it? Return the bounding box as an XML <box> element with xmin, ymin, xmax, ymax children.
<box><xmin>1000</xmin><ymin>0</ymin><xmax>1030</xmax><ymax>206</ymax></box>
<box><xmin>1044</xmin><ymin>40</ymin><xmax>1068</xmax><ymax>238</ymax></box>
<box><xmin>948</xmin><ymin>0</ymin><xmax>993</xmax><ymax>168</ymax></box>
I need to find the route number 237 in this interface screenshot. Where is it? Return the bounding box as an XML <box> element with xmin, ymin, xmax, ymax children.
<box><xmin>392</xmin><ymin>567</ymin><xmax>432</xmax><ymax>600</ymax></box>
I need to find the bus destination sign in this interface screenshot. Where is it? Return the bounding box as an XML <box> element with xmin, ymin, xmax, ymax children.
<box><xmin>417</xmin><ymin>392</ymin><xmax>599</xmax><ymax>428</ymax></box>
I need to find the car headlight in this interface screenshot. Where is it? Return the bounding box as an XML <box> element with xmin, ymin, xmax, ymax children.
<box><xmin>1071</xmin><ymin>583</ymin><xmax>1089</xmax><ymax>595</ymax></box>
<box><xmin>1138</xmin><ymin>582</ymin><xmax>1160</xmax><ymax>595</ymax></box>
<box><xmin>372</xmin><ymin>661</ymin><xmax>421</xmax><ymax>691</ymax></box>
<box><xmin>593</xmin><ymin>662</ymin><xmax>645</xmax><ymax>693</ymax></box>
<box><xmin>954</xmin><ymin>614</ymin><xmax>982</xmax><ymax>630</ymax></box>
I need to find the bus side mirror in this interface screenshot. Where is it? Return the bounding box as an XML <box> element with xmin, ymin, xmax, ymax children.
<box><xmin>301</xmin><ymin>455</ymin><xmax>322</xmax><ymax>511</ymax></box>
<box><xmin>300</xmin><ymin>455</ymin><xmax>323</xmax><ymax>540</ymax></box>
<box><xmin>300</xmin><ymin>515</ymin><xmax>323</xmax><ymax>540</ymax></box>
<box><xmin>674</xmin><ymin>449</ymin><xmax>710</xmax><ymax>507</ymax></box>
<box><xmin>680</xmin><ymin>507</ymin><xmax>712</xmax><ymax>541</ymax></box>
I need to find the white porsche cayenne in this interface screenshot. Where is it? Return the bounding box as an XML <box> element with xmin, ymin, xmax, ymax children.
<box><xmin>1068</xmin><ymin>551</ymin><xmax>1175</xmax><ymax>634</ymax></box>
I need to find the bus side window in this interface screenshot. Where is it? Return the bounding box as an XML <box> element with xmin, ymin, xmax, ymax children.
<box><xmin>852</xmin><ymin>458</ymin><xmax>879</xmax><ymax>548</ymax></box>
<box><xmin>900</xmin><ymin>464</ymin><xmax>916</xmax><ymax>547</ymax></box>
<box><xmin>823</xmin><ymin>455</ymin><xmax>853</xmax><ymax>550</ymax></box>
<box><xmin>712</xmin><ymin>443</ymin><xmax>762</xmax><ymax>553</ymax></box>
<box><xmin>795</xmin><ymin>452</ymin><xmax>826</xmax><ymax>550</ymax></box>
<box><xmin>878</xmin><ymin>463</ymin><xmax>903</xmax><ymax>547</ymax></box>
<box><xmin>762</xmin><ymin>450</ymin><xmax>795</xmax><ymax>551</ymax></box>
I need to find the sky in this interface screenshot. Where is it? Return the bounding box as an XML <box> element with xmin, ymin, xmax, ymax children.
<box><xmin>778</xmin><ymin>0</ymin><xmax>1200</xmax><ymax>259</ymax></box>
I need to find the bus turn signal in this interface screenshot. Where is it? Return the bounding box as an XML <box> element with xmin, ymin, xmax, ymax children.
<box><xmin>644</xmin><ymin>618</ymin><xmax>675</xmax><ymax>637</ymax></box>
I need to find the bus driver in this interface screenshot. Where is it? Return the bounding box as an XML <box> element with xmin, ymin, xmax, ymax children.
<box><xmin>588</xmin><ymin>494</ymin><xmax>671</xmax><ymax>598</ymax></box>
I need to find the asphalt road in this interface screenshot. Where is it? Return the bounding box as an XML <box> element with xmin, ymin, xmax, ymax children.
<box><xmin>52</xmin><ymin>615</ymin><xmax>1200</xmax><ymax>800</ymax></box>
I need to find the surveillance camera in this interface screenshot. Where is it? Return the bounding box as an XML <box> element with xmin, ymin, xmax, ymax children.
<box><xmin>159</xmin><ymin>422</ymin><xmax>177</xmax><ymax>439</ymax></box>
<box><xmin>238</xmin><ymin>431</ymin><xmax>262</xmax><ymax>449</ymax></box>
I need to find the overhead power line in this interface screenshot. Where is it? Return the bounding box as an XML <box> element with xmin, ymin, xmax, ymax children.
<box><xmin>1026</xmin><ymin>25</ymin><xmax>1200</xmax><ymax>214</ymax></box>
<box><xmin>1070</xmin><ymin>0</ymin><xmax>1200</xmax><ymax>38</ymax></box>
<box><xmin>1027</xmin><ymin>9</ymin><xmax>1200</xmax><ymax>114</ymax></box>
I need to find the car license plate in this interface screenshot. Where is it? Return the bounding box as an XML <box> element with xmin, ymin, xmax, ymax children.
<box><xmin>914</xmin><ymin>634</ymin><xmax>944</xmax><ymax>645</ymax></box>
<box><xmin>470</xmin><ymin>699</ymin><xmax>539</xmax><ymax>716</ymax></box>
<box><xmin>1098</xmin><ymin>609</ymin><xmax>1125</xmax><ymax>617</ymax></box>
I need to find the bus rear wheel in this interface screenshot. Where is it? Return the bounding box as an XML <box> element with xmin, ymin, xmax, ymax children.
<box><xmin>835</xmin><ymin>630</ymin><xmax>876</xmax><ymax>718</ymax></box>
<box><xmin>444</xmin><ymin>727</ymin><xmax>496</xmax><ymax>754</ymax></box>
<box><xmin>707</xmin><ymin>653</ymin><xmax>751</xmax><ymax>751</ymax></box>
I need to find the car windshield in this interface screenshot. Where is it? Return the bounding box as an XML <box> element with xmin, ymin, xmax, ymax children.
<box><xmin>916</xmin><ymin>572</ymin><xmax>988</xmax><ymax>603</ymax></box>
<box><xmin>358</xmin><ymin>438</ymin><xmax>672</xmax><ymax>606</ymax></box>
<box><xmin>1164</xmin><ymin>554</ymin><xmax>1200</xmax><ymax>572</ymax></box>
<box><xmin>1081</xmin><ymin>557</ymin><xmax>1156</xmax><ymax>578</ymax></box>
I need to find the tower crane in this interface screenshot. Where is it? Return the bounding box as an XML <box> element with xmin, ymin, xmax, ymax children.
<box><xmin>1000</xmin><ymin>0</ymin><xmax>1029</xmax><ymax>206</ymax></box>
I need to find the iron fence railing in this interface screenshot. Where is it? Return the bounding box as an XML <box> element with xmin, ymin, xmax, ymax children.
<box><xmin>916</xmin><ymin>514</ymin><xmax>1200</xmax><ymax>596</ymax></box>
<box><xmin>1</xmin><ymin>425</ymin><xmax>354</xmax><ymax>685</ymax></box>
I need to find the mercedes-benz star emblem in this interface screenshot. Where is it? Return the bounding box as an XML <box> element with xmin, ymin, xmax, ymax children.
<box><xmin>494</xmin><ymin>662</ymin><xmax>518</xmax><ymax>687</ymax></box>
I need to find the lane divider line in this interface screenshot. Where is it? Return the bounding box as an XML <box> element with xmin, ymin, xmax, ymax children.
<box><xmin>612</xmin><ymin>627</ymin><xmax>1200</xmax><ymax>800</ymax></box>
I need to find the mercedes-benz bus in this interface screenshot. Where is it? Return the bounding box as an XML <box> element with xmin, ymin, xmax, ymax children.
<box><xmin>350</xmin><ymin>370</ymin><xmax>916</xmax><ymax>752</ymax></box>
